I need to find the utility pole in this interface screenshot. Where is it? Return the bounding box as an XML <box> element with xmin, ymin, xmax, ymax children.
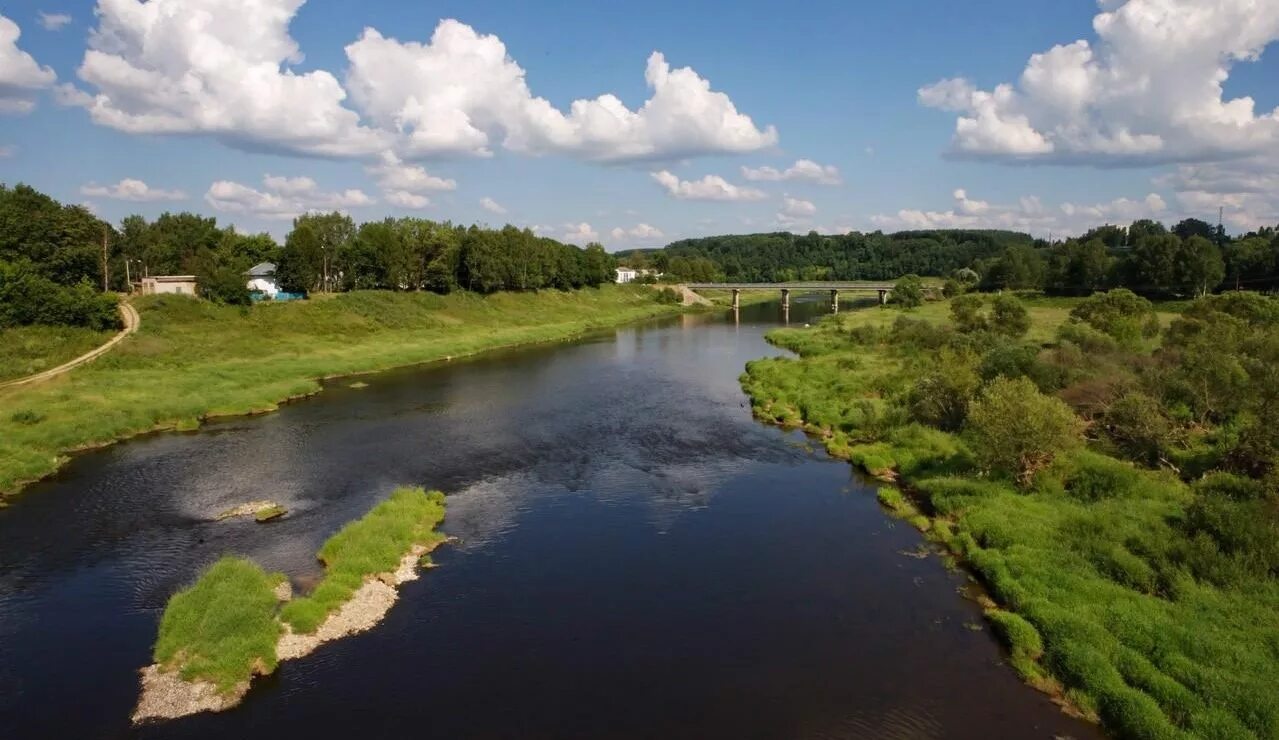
<box><xmin>124</xmin><ymin>258</ymin><xmax>131</xmax><ymax>291</ymax></box>
<box><xmin>101</xmin><ymin>226</ymin><xmax>110</xmax><ymax>292</ymax></box>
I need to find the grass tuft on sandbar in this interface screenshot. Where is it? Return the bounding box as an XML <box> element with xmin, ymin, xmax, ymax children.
<box><xmin>280</xmin><ymin>487</ymin><xmax>447</xmax><ymax>634</ymax></box>
<box><xmin>152</xmin><ymin>556</ymin><xmax>284</xmax><ymax>693</ymax></box>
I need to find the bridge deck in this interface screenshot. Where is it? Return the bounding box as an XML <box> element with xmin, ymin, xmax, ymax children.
<box><xmin>685</xmin><ymin>282</ymin><xmax>896</xmax><ymax>290</ymax></box>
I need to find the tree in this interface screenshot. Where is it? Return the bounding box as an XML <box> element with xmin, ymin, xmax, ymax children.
<box><xmin>1129</xmin><ymin>234</ymin><xmax>1180</xmax><ymax>294</ymax></box>
<box><xmin>891</xmin><ymin>274</ymin><xmax>924</xmax><ymax>308</ymax></box>
<box><xmin>277</xmin><ymin>223</ymin><xmax>322</xmax><ymax>294</ymax></box>
<box><xmin>1173</xmin><ymin>218</ymin><xmax>1216</xmax><ymax>241</ymax></box>
<box><xmin>1223</xmin><ymin>236</ymin><xmax>1272</xmax><ymax>290</ymax></box>
<box><xmin>966</xmin><ymin>377</ymin><xmax>1085</xmax><ymax>487</ymax></box>
<box><xmin>908</xmin><ymin>349</ymin><xmax>980</xmax><ymax>431</ymax></box>
<box><xmin>294</xmin><ymin>212</ymin><xmax>356</xmax><ymax>292</ymax></box>
<box><xmin>981</xmin><ymin>245</ymin><xmax>1045</xmax><ymax>290</ymax></box>
<box><xmin>990</xmin><ymin>294</ymin><xmax>1030</xmax><ymax>337</ymax></box>
<box><xmin>1173</xmin><ymin>236</ymin><xmax>1224</xmax><ymax>297</ymax></box>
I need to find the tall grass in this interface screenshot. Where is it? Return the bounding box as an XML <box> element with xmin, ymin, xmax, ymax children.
<box><xmin>0</xmin><ymin>286</ymin><xmax>681</xmax><ymax>495</ymax></box>
<box><xmin>0</xmin><ymin>325</ymin><xmax>114</xmax><ymax>382</ymax></box>
<box><xmin>152</xmin><ymin>557</ymin><xmax>284</xmax><ymax>693</ymax></box>
<box><xmin>280</xmin><ymin>487</ymin><xmax>447</xmax><ymax>634</ymax></box>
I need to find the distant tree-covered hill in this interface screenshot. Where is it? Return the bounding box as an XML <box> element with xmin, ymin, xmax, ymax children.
<box><xmin>653</xmin><ymin>230</ymin><xmax>1036</xmax><ymax>282</ymax></box>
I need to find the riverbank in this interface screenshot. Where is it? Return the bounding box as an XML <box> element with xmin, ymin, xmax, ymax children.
<box><xmin>0</xmin><ymin>286</ymin><xmax>687</xmax><ymax>497</ymax></box>
<box><xmin>0</xmin><ymin>324</ymin><xmax>116</xmax><ymax>382</ymax></box>
<box><xmin>740</xmin><ymin>293</ymin><xmax>1279</xmax><ymax>739</ymax></box>
<box><xmin>135</xmin><ymin>487</ymin><xmax>447</xmax><ymax>723</ymax></box>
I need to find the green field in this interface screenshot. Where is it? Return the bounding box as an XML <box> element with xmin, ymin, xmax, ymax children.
<box><xmin>741</xmin><ymin>293</ymin><xmax>1279</xmax><ymax>739</ymax></box>
<box><xmin>0</xmin><ymin>286</ymin><xmax>683</xmax><ymax>496</ymax></box>
<box><xmin>0</xmin><ymin>325</ymin><xmax>116</xmax><ymax>383</ymax></box>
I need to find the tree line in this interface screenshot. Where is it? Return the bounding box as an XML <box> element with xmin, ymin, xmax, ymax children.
<box><xmin>0</xmin><ymin>183</ymin><xmax>615</xmax><ymax>328</ymax></box>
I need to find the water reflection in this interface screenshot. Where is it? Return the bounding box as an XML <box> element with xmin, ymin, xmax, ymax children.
<box><xmin>0</xmin><ymin>299</ymin><xmax>1098</xmax><ymax>739</ymax></box>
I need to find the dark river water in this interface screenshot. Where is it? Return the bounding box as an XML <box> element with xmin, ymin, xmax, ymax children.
<box><xmin>0</xmin><ymin>298</ymin><xmax>1100</xmax><ymax>740</ymax></box>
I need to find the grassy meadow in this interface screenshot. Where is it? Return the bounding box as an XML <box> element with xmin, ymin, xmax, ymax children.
<box><xmin>0</xmin><ymin>285</ymin><xmax>683</xmax><ymax>496</ymax></box>
<box><xmin>0</xmin><ymin>325</ymin><xmax>116</xmax><ymax>383</ymax></box>
<box><xmin>741</xmin><ymin>292</ymin><xmax>1279</xmax><ymax>739</ymax></box>
<box><xmin>154</xmin><ymin>487</ymin><xmax>446</xmax><ymax>693</ymax></box>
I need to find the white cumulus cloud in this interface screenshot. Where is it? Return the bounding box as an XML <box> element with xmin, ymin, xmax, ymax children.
<box><xmin>609</xmin><ymin>223</ymin><xmax>665</xmax><ymax>242</ymax></box>
<box><xmin>871</xmin><ymin>187</ymin><xmax>1169</xmax><ymax>236</ymax></box>
<box><xmin>741</xmin><ymin>159</ymin><xmax>841</xmax><ymax>185</ymax></box>
<box><xmin>651</xmin><ymin>170</ymin><xmax>767</xmax><ymax>201</ymax></box>
<box><xmin>345</xmin><ymin>19</ymin><xmax>777</xmax><ymax>162</ymax></box>
<box><xmin>560</xmin><ymin>222</ymin><xmax>600</xmax><ymax>245</ymax></box>
<box><xmin>205</xmin><ymin>174</ymin><xmax>374</xmax><ymax>219</ymax></box>
<box><xmin>919</xmin><ymin>0</ymin><xmax>1279</xmax><ymax>164</ymax></box>
<box><xmin>65</xmin><ymin>0</ymin><xmax>388</xmax><ymax>157</ymax></box>
<box><xmin>384</xmin><ymin>190</ymin><xmax>430</xmax><ymax>209</ymax></box>
<box><xmin>38</xmin><ymin>12</ymin><xmax>72</xmax><ymax>31</ymax></box>
<box><xmin>0</xmin><ymin>14</ymin><xmax>57</xmax><ymax>114</ymax></box>
<box><xmin>480</xmin><ymin>197</ymin><xmax>507</xmax><ymax>215</ymax></box>
<box><xmin>80</xmin><ymin>178</ymin><xmax>186</xmax><ymax>201</ymax></box>
<box><xmin>364</xmin><ymin>151</ymin><xmax>456</xmax><ymax>193</ymax></box>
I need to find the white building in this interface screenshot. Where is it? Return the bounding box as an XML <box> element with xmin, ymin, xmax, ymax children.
<box><xmin>615</xmin><ymin>266</ymin><xmax>639</xmax><ymax>283</ymax></box>
<box><xmin>245</xmin><ymin>262</ymin><xmax>280</xmax><ymax>298</ymax></box>
<box><xmin>139</xmin><ymin>275</ymin><xmax>197</xmax><ymax>296</ymax></box>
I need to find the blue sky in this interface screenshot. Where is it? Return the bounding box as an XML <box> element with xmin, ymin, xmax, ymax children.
<box><xmin>1</xmin><ymin>0</ymin><xmax>1277</xmax><ymax>248</ymax></box>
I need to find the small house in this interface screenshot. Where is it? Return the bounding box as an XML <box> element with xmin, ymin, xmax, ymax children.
<box><xmin>139</xmin><ymin>275</ymin><xmax>197</xmax><ymax>296</ymax></box>
<box><xmin>615</xmin><ymin>266</ymin><xmax>639</xmax><ymax>284</ymax></box>
<box><xmin>245</xmin><ymin>262</ymin><xmax>280</xmax><ymax>298</ymax></box>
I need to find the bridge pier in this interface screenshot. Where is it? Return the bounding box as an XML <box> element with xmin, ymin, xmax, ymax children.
<box><xmin>878</xmin><ymin>288</ymin><xmax>889</xmax><ymax>306</ymax></box>
<box><xmin>830</xmin><ymin>289</ymin><xmax>840</xmax><ymax>313</ymax></box>
<box><xmin>781</xmin><ymin>288</ymin><xmax>790</xmax><ymax>309</ymax></box>
<box><xmin>731</xmin><ymin>288</ymin><xmax>740</xmax><ymax>310</ymax></box>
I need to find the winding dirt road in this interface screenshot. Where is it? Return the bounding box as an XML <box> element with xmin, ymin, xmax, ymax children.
<box><xmin>0</xmin><ymin>301</ymin><xmax>140</xmax><ymax>390</ymax></box>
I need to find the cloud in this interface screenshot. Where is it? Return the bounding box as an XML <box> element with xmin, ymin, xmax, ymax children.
<box><xmin>364</xmin><ymin>151</ymin><xmax>456</xmax><ymax>192</ymax></box>
<box><xmin>65</xmin><ymin>0</ymin><xmax>387</xmax><ymax>157</ymax></box>
<box><xmin>650</xmin><ymin>170</ymin><xmax>767</xmax><ymax>201</ymax></box>
<box><xmin>345</xmin><ymin>19</ymin><xmax>777</xmax><ymax>162</ymax></box>
<box><xmin>560</xmin><ymin>222</ymin><xmax>600</xmax><ymax>245</ymax></box>
<box><xmin>384</xmin><ymin>190</ymin><xmax>430</xmax><ymax>209</ymax></box>
<box><xmin>480</xmin><ymin>196</ymin><xmax>507</xmax><ymax>215</ymax></box>
<box><xmin>780</xmin><ymin>196</ymin><xmax>817</xmax><ymax>218</ymax></box>
<box><xmin>0</xmin><ymin>14</ymin><xmax>57</xmax><ymax>114</ymax></box>
<box><xmin>205</xmin><ymin>174</ymin><xmax>373</xmax><ymax>219</ymax></box>
<box><xmin>918</xmin><ymin>0</ymin><xmax>1279</xmax><ymax>164</ymax></box>
<box><xmin>80</xmin><ymin>178</ymin><xmax>187</xmax><ymax>201</ymax></box>
<box><xmin>870</xmin><ymin>187</ymin><xmax>1169</xmax><ymax>236</ymax></box>
<box><xmin>741</xmin><ymin>159</ymin><xmax>841</xmax><ymax>185</ymax></box>
<box><xmin>609</xmin><ymin>223</ymin><xmax>665</xmax><ymax>242</ymax></box>
<box><xmin>1156</xmin><ymin>155</ymin><xmax>1279</xmax><ymax>231</ymax></box>
<box><xmin>38</xmin><ymin>12</ymin><xmax>72</xmax><ymax>31</ymax></box>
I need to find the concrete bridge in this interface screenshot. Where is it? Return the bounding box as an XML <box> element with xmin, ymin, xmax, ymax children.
<box><xmin>685</xmin><ymin>282</ymin><xmax>899</xmax><ymax>311</ymax></box>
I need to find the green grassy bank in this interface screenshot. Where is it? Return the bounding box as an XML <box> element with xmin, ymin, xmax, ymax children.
<box><xmin>152</xmin><ymin>487</ymin><xmax>446</xmax><ymax>694</ymax></box>
<box><xmin>0</xmin><ymin>286</ymin><xmax>683</xmax><ymax>496</ymax></box>
<box><xmin>0</xmin><ymin>325</ymin><xmax>116</xmax><ymax>382</ymax></box>
<box><xmin>741</xmin><ymin>293</ymin><xmax>1279</xmax><ymax>739</ymax></box>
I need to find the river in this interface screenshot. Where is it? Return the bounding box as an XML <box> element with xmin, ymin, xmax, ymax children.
<box><xmin>0</xmin><ymin>298</ymin><xmax>1100</xmax><ymax>739</ymax></box>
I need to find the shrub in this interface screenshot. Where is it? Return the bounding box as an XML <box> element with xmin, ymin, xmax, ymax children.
<box><xmin>0</xmin><ymin>259</ymin><xmax>121</xmax><ymax>330</ymax></box>
<box><xmin>891</xmin><ymin>274</ymin><xmax>925</xmax><ymax>309</ymax></box>
<box><xmin>1102</xmin><ymin>392</ymin><xmax>1173</xmax><ymax>466</ymax></box>
<box><xmin>1069</xmin><ymin>289</ymin><xmax>1160</xmax><ymax>348</ymax></box>
<box><xmin>966</xmin><ymin>377</ymin><xmax>1085</xmax><ymax>487</ymax></box>
<box><xmin>654</xmin><ymin>287</ymin><xmax>682</xmax><ymax>305</ymax></box>
<box><xmin>950</xmin><ymin>294</ymin><xmax>986</xmax><ymax>333</ymax></box>
<box><xmin>989</xmin><ymin>294</ymin><xmax>1030</xmax><ymax>337</ymax></box>
<box><xmin>1062</xmin><ymin>449</ymin><xmax>1143</xmax><ymax>502</ymax></box>
<box><xmin>908</xmin><ymin>349</ymin><xmax>980</xmax><ymax>431</ymax></box>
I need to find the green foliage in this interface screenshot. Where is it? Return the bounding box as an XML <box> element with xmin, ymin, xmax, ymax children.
<box><xmin>0</xmin><ymin>259</ymin><xmax>121</xmax><ymax>330</ymax></box>
<box><xmin>0</xmin><ymin>324</ymin><xmax>116</xmax><ymax>382</ymax></box>
<box><xmin>1102</xmin><ymin>392</ymin><xmax>1173</xmax><ymax>466</ymax></box>
<box><xmin>908</xmin><ymin>348</ymin><xmax>979</xmax><ymax>431</ymax></box>
<box><xmin>966</xmin><ymin>377</ymin><xmax>1084</xmax><ymax>487</ymax></box>
<box><xmin>1069</xmin><ymin>289</ymin><xmax>1160</xmax><ymax>348</ymax></box>
<box><xmin>890</xmin><ymin>274</ymin><xmax>925</xmax><ymax>308</ymax></box>
<box><xmin>280</xmin><ymin>487</ymin><xmax>447</xmax><ymax>634</ymax></box>
<box><xmin>950</xmin><ymin>294</ymin><xmax>986</xmax><ymax>332</ymax></box>
<box><xmin>989</xmin><ymin>294</ymin><xmax>1031</xmax><ymax>337</ymax></box>
<box><xmin>654</xmin><ymin>287</ymin><xmax>682</xmax><ymax>304</ymax></box>
<box><xmin>152</xmin><ymin>557</ymin><xmax>283</xmax><ymax>693</ymax></box>
<box><xmin>987</xmin><ymin>610</ymin><xmax>1045</xmax><ymax>679</ymax></box>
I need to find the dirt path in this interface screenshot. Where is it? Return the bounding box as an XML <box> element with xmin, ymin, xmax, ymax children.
<box><xmin>0</xmin><ymin>302</ymin><xmax>140</xmax><ymax>390</ymax></box>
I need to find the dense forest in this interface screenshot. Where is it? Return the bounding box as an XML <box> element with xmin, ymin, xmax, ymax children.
<box><xmin>0</xmin><ymin>183</ymin><xmax>615</xmax><ymax>328</ymax></box>
<box><xmin>642</xmin><ymin>220</ymin><xmax>1279</xmax><ymax>299</ymax></box>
